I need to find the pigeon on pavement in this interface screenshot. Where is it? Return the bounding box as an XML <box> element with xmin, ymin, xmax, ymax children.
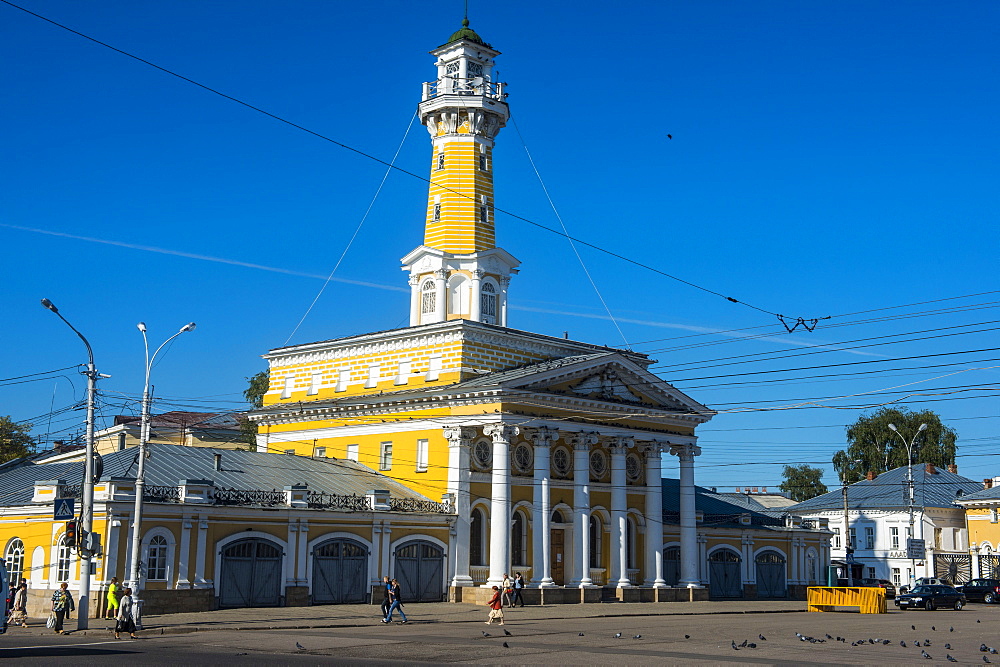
<box><xmin>950</xmin><ymin>627</ymin><xmax>954</xmax><ymax>632</ymax></box>
<box><xmin>503</xmin><ymin>629</ymin><xmax>512</xmax><ymax>636</ymax></box>
<box><xmin>922</xmin><ymin>650</ymin><xmax>932</xmax><ymax>659</ymax></box>
<box><xmin>578</xmin><ymin>633</ymin><xmax>584</xmax><ymax>637</ymax></box>
<box><xmin>684</xmin><ymin>635</ymin><xmax>690</xmax><ymax>639</ymax></box>
<box><xmin>502</xmin><ymin>642</ymin><xmax>509</xmax><ymax>649</ymax></box>
<box><xmin>985</xmin><ymin>657</ymin><xmax>991</xmax><ymax>664</ymax></box>
<box><xmin>483</xmin><ymin>631</ymin><xmax>490</xmax><ymax>637</ymax></box>
<box><xmin>296</xmin><ymin>643</ymin><xmax>306</xmax><ymax>651</ymax></box>
<box><xmin>633</xmin><ymin>635</ymin><xmax>641</xmax><ymax>640</ymax></box>
<box><xmin>732</xmin><ymin>641</ymin><xmax>739</xmax><ymax>650</ymax></box>
<box><xmin>947</xmin><ymin>655</ymin><xmax>958</xmax><ymax>663</ymax></box>
<box><xmin>614</xmin><ymin>632</ymin><xmax>622</xmax><ymax>639</ymax></box>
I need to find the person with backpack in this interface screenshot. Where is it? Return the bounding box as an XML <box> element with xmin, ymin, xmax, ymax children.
<box><xmin>511</xmin><ymin>572</ymin><xmax>525</xmax><ymax>607</ymax></box>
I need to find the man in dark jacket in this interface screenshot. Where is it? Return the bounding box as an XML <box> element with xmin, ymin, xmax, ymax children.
<box><xmin>380</xmin><ymin>576</ymin><xmax>392</xmax><ymax>619</ymax></box>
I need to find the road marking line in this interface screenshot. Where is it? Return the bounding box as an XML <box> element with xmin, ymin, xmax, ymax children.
<box><xmin>0</xmin><ymin>640</ymin><xmax>139</xmax><ymax>650</ymax></box>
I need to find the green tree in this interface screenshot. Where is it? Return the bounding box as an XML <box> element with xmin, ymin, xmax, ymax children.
<box><xmin>778</xmin><ymin>464</ymin><xmax>829</xmax><ymax>502</ymax></box>
<box><xmin>0</xmin><ymin>416</ymin><xmax>35</xmax><ymax>463</ymax></box>
<box><xmin>239</xmin><ymin>369</ymin><xmax>269</xmax><ymax>446</ymax></box>
<box><xmin>832</xmin><ymin>407</ymin><xmax>957</xmax><ymax>484</ymax></box>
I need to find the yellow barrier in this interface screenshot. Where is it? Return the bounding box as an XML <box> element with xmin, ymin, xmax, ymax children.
<box><xmin>807</xmin><ymin>586</ymin><xmax>887</xmax><ymax>614</ymax></box>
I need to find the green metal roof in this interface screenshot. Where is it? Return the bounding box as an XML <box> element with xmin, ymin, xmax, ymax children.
<box><xmin>443</xmin><ymin>18</ymin><xmax>490</xmax><ymax>48</ymax></box>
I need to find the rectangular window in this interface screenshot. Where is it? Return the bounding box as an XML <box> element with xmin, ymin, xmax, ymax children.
<box><xmin>118</xmin><ymin>433</ymin><xmax>126</xmax><ymax>451</ymax></box>
<box><xmin>437</xmin><ymin>152</ymin><xmax>445</xmax><ymax>170</ymax></box>
<box><xmin>336</xmin><ymin>369</ymin><xmax>349</xmax><ymax>392</ymax></box>
<box><xmin>346</xmin><ymin>443</ymin><xmax>359</xmax><ymax>462</ymax></box>
<box><xmin>479</xmin><ymin>205</ymin><xmax>487</xmax><ymax>223</ymax></box>
<box><xmin>307</xmin><ymin>372</ymin><xmax>321</xmax><ymax>395</ymax></box>
<box><xmin>313</xmin><ymin>446</ymin><xmax>326</xmax><ymax>458</ymax></box>
<box><xmin>865</xmin><ymin>526</ymin><xmax>875</xmax><ymax>550</ymax></box>
<box><xmin>415</xmin><ymin>438</ymin><xmax>428</xmax><ymax>472</ymax></box>
<box><xmin>395</xmin><ymin>359</ymin><xmax>412</xmax><ymax>385</ymax></box>
<box><xmin>934</xmin><ymin>527</ymin><xmax>942</xmax><ymax>549</ymax></box>
<box><xmin>832</xmin><ymin>527</ymin><xmax>841</xmax><ymax>549</ymax></box>
<box><xmin>479</xmin><ymin>154</ymin><xmax>487</xmax><ymax>171</ymax></box>
<box><xmin>433</xmin><ymin>203</ymin><xmax>441</xmax><ymax>221</ymax></box>
<box><xmin>365</xmin><ymin>365</ymin><xmax>380</xmax><ymax>389</ymax></box>
<box><xmin>426</xmin><ymin>355</ymin><xmax>442</xmax><ymax>381</ymax></box>
<box><xmin>906</xmin><ymin>526</ymin><xmax>913</xmax><ymax>539</ymax></box>
<box><xmin>849</xmin><ymin>527</ymin><xmax>856</xmax><ymax>549</ymax></box>
<box><xmin>284</xmin><ymin>449</ymin><xmax>296</xmax><ymax>455</ymax></box>
<box><xmin>866</xmin><ymin>567</ymin><xmax>876</xmax><ymax>579</ymax></box>
<box><xmin>891</xmin><ymin>527</ymin><xmax>899</xmax><ymax>549</ymax></box>
<box><xmin>280</xmin><ymin>376</ymin><xmax>293</xmax><ymax>399</ymax></box>
<box><xmin>992</xmin><ymin>508</ymin><xmax>998</xmax><ymax>524</ymax></box>
<box><xmin>380</xmin><ymin>442</ymin><xmax>393</xmax><ymax>471</ymax></box>
<box><xmin>892</xmin><ymin>567</ymin><xmax>901</xmax><ymax>586</ymax></box>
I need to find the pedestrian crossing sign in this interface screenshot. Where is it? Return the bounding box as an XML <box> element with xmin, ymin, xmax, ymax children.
<box><xmin>53</xmin><ymin>497</ymin><xmax>75</xmax><ymax>521</ymax></box>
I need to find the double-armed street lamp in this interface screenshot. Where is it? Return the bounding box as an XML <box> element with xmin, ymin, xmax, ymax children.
<box><xmin>888</xmin><ymin>422</ymin><xmax>928</xmax><ymax>586</ymax></box>
<box><xmin>127</xmin><ymin>321</ymin><xmax>196</xmax><ymax>600</ymax></box>
<box><xmin>40</xmin><ymin>298</ymin><xmax>106</xmax><ymax>629</ymax></box>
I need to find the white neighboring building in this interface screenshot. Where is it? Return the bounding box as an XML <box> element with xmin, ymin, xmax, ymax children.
<box><xmin>789</xmin><ymin>464</ymin><xmax>980</xmax><ymax>588</ymax></box>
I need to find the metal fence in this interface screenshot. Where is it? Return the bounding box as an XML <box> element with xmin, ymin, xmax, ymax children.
<box><xmin>307</xmin><ymin>492</ymin><xmax>372</xmax><ymax>511</ymax></box>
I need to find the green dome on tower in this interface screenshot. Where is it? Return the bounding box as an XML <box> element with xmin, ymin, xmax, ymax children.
<box><xmin>443</xmin><ymin>18</ymin><xmax>490</xmax><ymax>47</ymax></box>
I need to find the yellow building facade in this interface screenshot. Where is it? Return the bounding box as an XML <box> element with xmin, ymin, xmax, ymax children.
<box><xmin>958</xmin><ymin>477</ymin><xmax>1000</xmax><ymax>580</ymax></box>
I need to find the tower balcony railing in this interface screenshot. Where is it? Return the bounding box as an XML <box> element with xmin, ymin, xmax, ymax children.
<box><xmin>422</xmin><ymin>78</ymin><xmax>506</xmax><ymax>102</ymax></box>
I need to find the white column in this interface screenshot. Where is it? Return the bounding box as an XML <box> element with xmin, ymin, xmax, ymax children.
<box><xmin>408</xmin><ymin>275</ymin><xmax>420</xmax><ymax>326</ymax></box>
<box><xmin>643</xmin><ymin>442</ymin><xmax>667</xmax><ymax>587</ymax></box>
<box><xmin>569</xmin><ymin>433</ymin><xmax>597</xmax><ymax>587</ymax></box>
<box><xmin>499</xmin><ymin>276</ymin><xmax>510</xmax><ymax>327</ymax></box>
<box><xmin>175</xmin><ymin>516</ymin><xmax>192</xmax><ymax>588</ymax></box>
<box><xmin>444</xmin><ymin>426</ymin><xmax>477</xmax><ymax>587</ymax></box>
<box><xmin>433</xmin><ymin>269</ymin><xmax>448</xmax><ymax>323</ymax></box>
<box><xmin>528</xmin><ymin>427</ymin><xmax>557</xmax><ymax>587</ymax></box>
<box><xmin>971</xmin><ymin>545</ymin><xmax>982</xmax><ymax>579</ymax></box>
<box><xmin>297</xmin><ymin>521</ymin><xmax>309</xmax><ymax>586</ymax></box>
<box><xmin>370</xmin><ymin>524</ymin><xmax>383</xmax><ymax>586</ymax></box>
<box><xmin>484</xmin><ymin>424</ymin><xmax>518</xmax><ymax>588</ymax></box>
<box><xmin>671</xmin><ymin>443</ymin><xmax>702</xmax><ymax>588</ymax></box>
<box><xmin>193</xmin><ymin>517</ymin><xmax>210</xmax><ymax>588</ymax></box>
<box><xmin>381</xmin><ymin>522</ymin><xmax>392</xmax><ymax>579</ymax></box>
<box><xmin>470</xmin><ymin>270</ymin><xmax>483</xmax><ymax>322</ymax></box>
<box><xmin>104</xmin><ymin>516</ymin><xmax>122</xmax><ymax>584</ymax></box>
<box><xmin>286</xmin><ymin>522</ymin><xmax>298</xmax><ymax>587</ymax></box>
<box><xmin>609</xmin><ymin>437</ymin><xmax>633</xmax><ymax>588</ymax></box>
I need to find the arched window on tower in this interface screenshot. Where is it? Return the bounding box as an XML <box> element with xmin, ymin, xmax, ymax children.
<box><xmin>421</xmin><ymin>279</ymin><xmax>436</xmax><ymax>315</ymax></box>
<box><xmin>480</xmin><ymin>282</ymin><xmax>497</xmax><ymax>325</ymax></box>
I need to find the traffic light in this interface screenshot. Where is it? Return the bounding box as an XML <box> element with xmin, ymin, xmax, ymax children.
<box><xmin>65</xmin><ymin>519</ymin><xmax>78</xmax><ymax>546</ymax></box>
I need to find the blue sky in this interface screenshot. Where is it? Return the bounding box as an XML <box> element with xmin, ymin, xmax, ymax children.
<box><xmin>1</xmin><ymin>1</ymin><xmax>996</xmax><ymax>491</ymax></box>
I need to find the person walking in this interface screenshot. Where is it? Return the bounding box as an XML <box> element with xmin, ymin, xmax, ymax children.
<box><xmin>485</xmin><ymin>585</ymin><xmax>504</xmax><ymax>625</ymax></box>
<box><xmin>114</xmin><ymin>587</ymin><xmax>137</xmax><ymax>639</ymax></box>
<box><xmin>9</xmin><ymin>583</ymin><xmax>28</xmax><ymax>627</ymax></box>
<box><xmin>511</xmin><ymin>572</ymin><xmax>525</xmax><ymax>607</ymax></box>
<box><xmin>105</xmin><ymin>576</ymin><xmax>122</xmax><ymax>620</ymax></box>
<box><xmin>382</xmin><ymin>578</ymin><xmax>407</xmax><ymax>624</ymax></box>
<box><xmin>50</xmin><ymin>582</ymin><xmax>75</xmax><ymax>634</ymax></box>
<box><xmin>501</xmin><ymin>573</ymin><xmax>513</xmax><ymax>608</ymax></box>
<box><xmin>379</xmin><ymin>576</ymin><xmax>392</xmax><ymax>620</ymax></box>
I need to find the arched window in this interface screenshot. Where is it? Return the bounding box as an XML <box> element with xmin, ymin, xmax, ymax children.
<box><xmin>56</xmin><ymin>535</ymin><xmax>72</xmax><ymax>583</ymax></box>
<box><xmin>480</xmin><ymin>282</ymin><xmax>497</xmax><ymax>324</ymax></box>
<box><xmin>470</xmin><ymin>507</ymin><xmax>486</xmax><ymax>566</ymax></box>
<box><xmin>421</xmin><ymin>279</ymin><xmax>436</xmax><ymax>315</ymax></box>
<box><xmin>511</xmin><ymin>511</ymin><xmax>527</xmax><ymax>567</ymax></box>
<box><xmin>5</xmin><ymin>539</ymin><xmax>24</xmax><ymax>583</ymax></box>
<box><xmin>806</xmin><ymin>550</ymin><xmax>818</xmax><ymax>583</ymax></box>
<box><xmin>626</xmin><ymin>517</ymin><xmax>637</xmax><ymax>569</ymax></box>
<box><xmin>551</xmin><ymin>509</ymin><xmax>565</xmax><ymax>524</ymax></box>
<box><xmin>589</xmin><ymin>515</ymin><xmax>602</xmax><ymax>569</ymax></box>
<box><xmin>146</xmin><ymin>535</ymin><xmax>169</xmax><ymax>581</ymax></box>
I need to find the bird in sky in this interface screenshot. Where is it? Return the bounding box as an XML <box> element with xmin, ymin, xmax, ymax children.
<box><xmin>667</xmin><ymin>134</ymin><xmax>673</xmax><ymax>140</ymax></box>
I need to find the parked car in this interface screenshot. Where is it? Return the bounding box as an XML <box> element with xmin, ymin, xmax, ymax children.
<box><xmin>956</xmin><ymin>579</ymin><xmax>1000</xmax><ymax>603</ymax></box>
<box><xmin>894</xmin><ymin>584</ymin><xmax>966</xmax><ymax>611</ymax></box>
<box><xmin>858</xmin><ymin>578</ymin><xmax>897</xmax><ymax>599</ymax></box>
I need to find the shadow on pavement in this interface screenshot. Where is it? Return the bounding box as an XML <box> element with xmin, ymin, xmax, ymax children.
<box><xmin>1</xmin><ymin>647</ymin><xmax>140</xmax><ymax>658</ymax></box>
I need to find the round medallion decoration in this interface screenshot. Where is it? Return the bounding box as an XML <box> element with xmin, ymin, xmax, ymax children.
<box><xmin>589</xmin><ymin>449</ymin><xmax>608</xmax><ymax>480</ymax></box>
<box><xmin>473</xmin><ymin>439</ymin><xmax>493</xmax><ymax>470</ymax></box>
<box><xmin>625</xmin><ymin>452</ymin><xmax>643</xmax><ymax>482</ymax></box>
<box><xmin>512</xmin><ymin>443</ymin><xmax>533</xmax><ymax>474</ymax></box>
<box><xmin>551</xmin><ymin>446</ymin><xmax>571</xmax><ymax>477</ymax></box>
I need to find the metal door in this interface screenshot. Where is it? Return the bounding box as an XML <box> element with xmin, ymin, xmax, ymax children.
<box><xmin>394</xmin><ymin>540</ymin><xmax>444</xmax><ymax>602</ymax></box>
<box><xmin>663</xmin><ymin>547</ymin><xmax>681</xmax><ymax>586</ymax></box>
<box><xmin>218</xmin><ymin>538</ymin><xmax>283</xmax><ymax>608</ymax></box>
<box><xmin>551</xmin><ymin>530</ymin><xmax>565</xmax><ymax>585</ymax></box>
<box><xmin>755</xmin><ymin>551</ymin><xmax>787</xmax><ymax>598</ymax></box>
<box><xmin>312</xmin><ymin>538</ymin><xmax>369</xmax><ymax>604</ymax></box>
<box><xmin>709</xmin><ymin>549</ymin><xmax>743</xmax><ymax>598</ymax></box>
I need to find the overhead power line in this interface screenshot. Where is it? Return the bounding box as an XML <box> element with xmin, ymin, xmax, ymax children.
<box><xmin>0</xmin><ymin>0</ymin><xmax>828</xmax><ymax>328</ymax></box>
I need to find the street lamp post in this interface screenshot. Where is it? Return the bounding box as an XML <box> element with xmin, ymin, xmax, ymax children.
<box><xmin>40</xmin><ymin>298</ymin><xmax>102</xmax><ymax>629</ymax></box>
<box><xmin>888</xmin><ymin>422</ymin><xmax>928</xmax><ymax>587</ymax></box>
<box><xmin>126</xmin><ymin>322</ymin><xmax>196</xmax><ymax>611</ymax></box>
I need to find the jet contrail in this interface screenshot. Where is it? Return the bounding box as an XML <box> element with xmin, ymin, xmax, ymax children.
<box><xmin>1</xmin><ymin>222</ymin><xmax>407</xmax><ymax>293</ymax></box>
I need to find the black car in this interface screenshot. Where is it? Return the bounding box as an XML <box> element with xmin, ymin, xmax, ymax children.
<box><xmin>858</xmin><ymin>578</ymin><xmax>897</xmax><ymax>600</ymax></box>
<box><xmin>957</xmin><ymin>578</ymin><xmax>1000</xmax><ymax>603</ymax></box>
<box><xmin>894</xmin><ymin>584</ymin><xmax>967</xmax><ymax>611</ymax></box>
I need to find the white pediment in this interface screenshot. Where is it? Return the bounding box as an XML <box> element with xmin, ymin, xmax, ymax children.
<box><xmin>568</xmin><ymin>369</ymin><xmax>641</xmax><ymax>403</ymax></box>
